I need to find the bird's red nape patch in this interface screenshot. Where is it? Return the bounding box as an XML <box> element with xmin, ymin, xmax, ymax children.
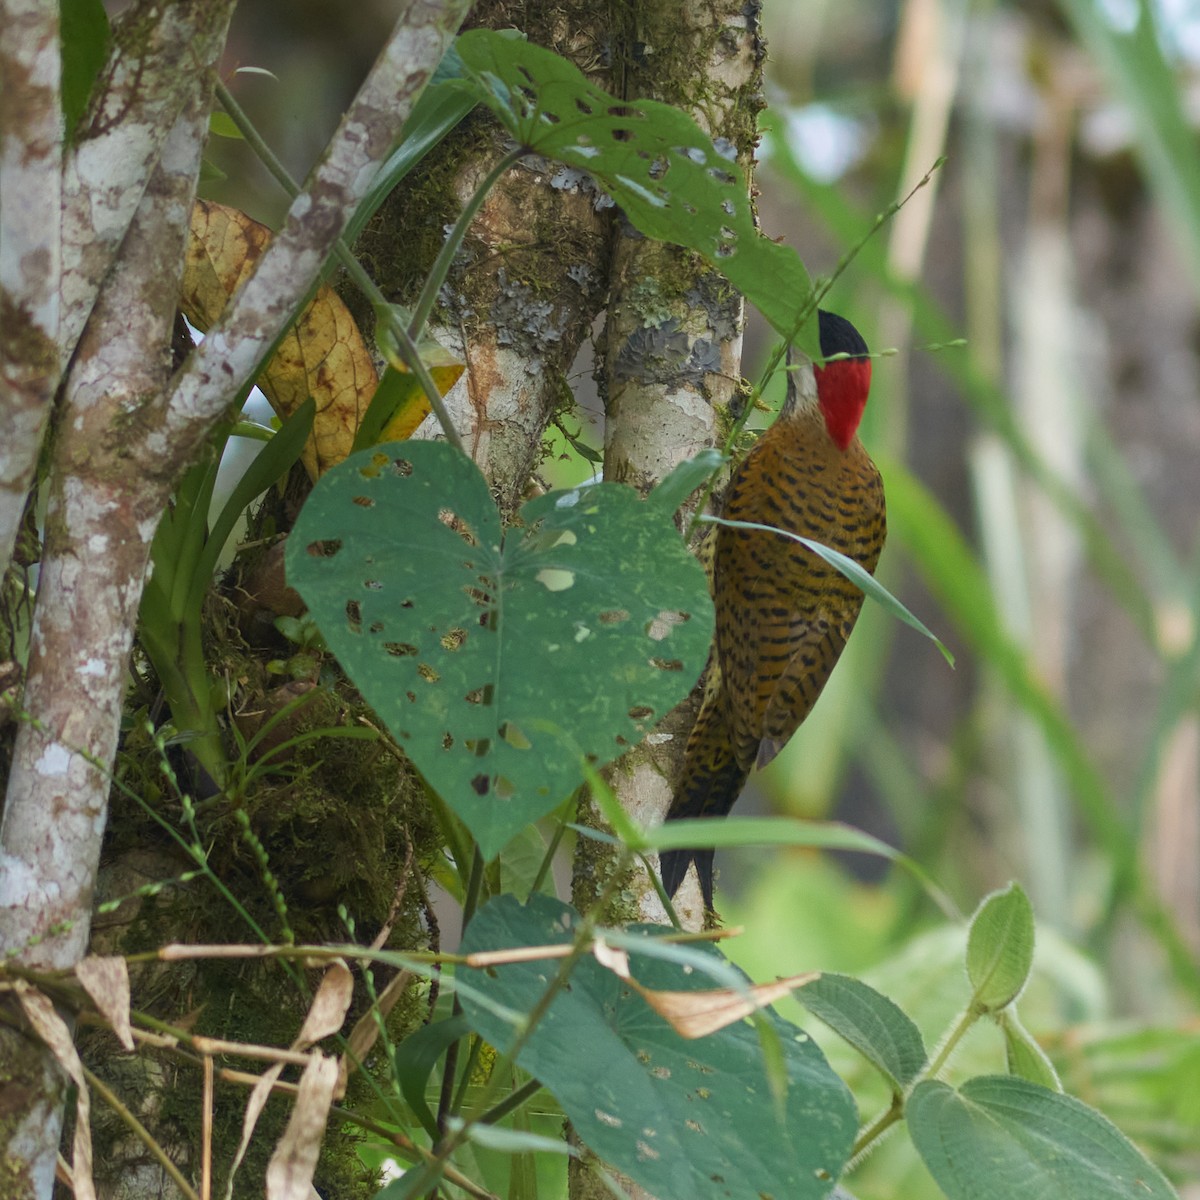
<box><xmin>814</xmin><ymin>357</ymin><xmax>872</xmax><ymax>452</ymax></box>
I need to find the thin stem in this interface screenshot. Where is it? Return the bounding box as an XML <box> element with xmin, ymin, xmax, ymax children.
<box><xmin>848</xmin><ymin>1094</ymin><xmax>904</xmax><ymax>1165</ymax></box>
<box><xmin>214</xmin><ymin>80</ymin><xmax>466</xmax><ymax>453</ymax></box>
<box><xmin>437</xmin><ymin>847</ymin><xmax>488</xmax><ymax>1132</ymax></box>
<box><xmin>478</xmin><ymin>1075</ymin><xmax>543</xmax><ymax>1126</ymax></box>
<box><xmin>82</xmin><ymin>1064</ymin><xmax>202</xmax><ymax>1200</ymax></box>
<box><xmin>923</xmin><ymin>1002</ymin><xmax>981</xmax><ymax>1081</ymax></box>
<box><xmin>530</xmin><ymin>808</ymin><xmax>572</xmax><ymax>897</ymax></box>
<box><xmin>406</xmin><ymin>146</ymin><xmax>526</xmax><ymax>342</ymax></box>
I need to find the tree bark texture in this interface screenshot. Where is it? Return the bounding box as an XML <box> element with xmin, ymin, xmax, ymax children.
<box><xmin>0</xmin><ymin>2</ymin><xmax>471</xmax><ymax>1195</ymax></box>
<box><xmin>586</xmin><ymin>0</ymin><xmax>767</xmax><ymax>933</ymax></box>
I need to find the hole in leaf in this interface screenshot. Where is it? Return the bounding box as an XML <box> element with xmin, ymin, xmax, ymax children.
<box><xmin>646</xmin><ymin>610</ymin><xmax>689</xmax><ymax>641</ymax></box>
<box><xmin>536</xmin><ymin>567</ymin><xmax>575</xmax><ymax>592</ymax></box>
<box><xmin>707</xmin><ymin>167</ymin><xmax>736</xmax><ymax>185</ymax></box>
<box><xmin>541</xmin><ymin>110</ymin><xmax>561</xmax><ymax>124</ymax></box>
<box><xmin>610</xmin><ymin>127</ymin><xmax>633</xmax><ymax>142</ymax></box>
<box><xmin>363</xmin><ymin>579</ymin><xmax>382</xmax><ymax>590</ymax></box>
<box><xmin>615</xmin><ymin>734</ymin><xmax>628</xmax><ymax>747</ymax></box>
<box><xmin>575</xmin><ymin>98</ymin><xmax>593</xmax><ymax>114</ymax></box>
<box><xmin>405</xmin><ymin>691</ymin><xmax>416</xmax><ymax>703</ymax></box>
<box><xmin>650</xmin><ymin>657</ymin><xmax>684</xmax><ymax>672</ymax></box>
<box><xmin>467</xmin><ymin>737</ymin><xmax>491</xmax><ymax>757</ymax></box>
<box><xmin>442</xmin><ymin>732</ymin><xmax>453</xmax><ymax>749</ymax></box>
<box><xmin>715</xmin><ymin>244</ymin><xmax>734</xmax><ymax>259</ymax></box>
<box><xmin>306</xmin><ymin>539</ymin><xmax>342</xmax><ymax>558</ymax></box>
<box><xmin>598</xmin><ymin>609</ymin><xmax>630</xmax><ymax>626</ymax></box>
<box><xmin>607</xmin><ymin>103</ymin><xmax>638</xmax><ymax>118</ymax></box>
<box><xmin>385</xmin><ymin>643</ymin><xmax>417</xmax><ymax>657</ymax></box>
<box><xmin>369</xmin><ymin>621</ymin><xmax>384</xmax><ymax>633</ymax></box>
<box><xmin>391</xmin><ymin>457</ymin><xmax>413</xmax><ymax>476</ymax></box>
<box><xmin>628</xmin><ymin>705</ymin><xmax>654</xmax><ymax>721</ymax></box>
<box><xmin>401</xmin><ymin>599</ymin><xmax>414</xmax><ymax>609</ymax></box>
<box><xmin>440</xmin><ymin>628</ymin><xmax>467</xmax><ymax>652</ymax></box>
<box><xmin>499</xmin><ymin>722</ymin><xmax>531</xmax><ymax>750</ymax></box>
<box><xmin>471</xmin><ymin>774</ymin><xmax>489</xmax><ymax>795</ymax></box>
<box><xmin>346</xmin><ymin>600</ymin><xmax>362</xmax><ymax>632</ymax></box>
<box><xmin>352</xmin><ymin>495</ymin><xmax>374</xmax><ymax>508</ymax></box>
<box><xmin>463</xmin><ymin>586</ymin><xmax>490</xmax><ymax>607</ymax></box>
<box><xmin>495</xmin><ymin>775</ymin><xmax>515</xmax><ymax>799</ymax></box>
<box><xmin>417</xmin><ymin>663</ymin><xmax>440</xmax><ymax>683</ymax></box>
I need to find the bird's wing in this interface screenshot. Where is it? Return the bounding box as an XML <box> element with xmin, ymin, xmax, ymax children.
<box><xmin>754</xmin><ymin>608</ymin><xmax>858</xmax><ymax>770</ymax></box>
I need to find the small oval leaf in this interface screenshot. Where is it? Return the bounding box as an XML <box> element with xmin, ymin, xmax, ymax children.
<box><xmin>966</xmin><ymin>882</ymin><xmax>1035</xmax><ymax>1012</ymax></box>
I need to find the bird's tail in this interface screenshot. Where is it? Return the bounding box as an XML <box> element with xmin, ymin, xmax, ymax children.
<box><xmin>659</xmin><ymin>702</ymin><xmax>748</xmax><ymax>908</ymax></box>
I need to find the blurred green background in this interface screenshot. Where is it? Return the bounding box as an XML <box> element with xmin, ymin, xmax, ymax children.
<box><xmin>198</xmin><ymin>0</ymin><xmax>1200</xmax><ymax>1192</ymax></box>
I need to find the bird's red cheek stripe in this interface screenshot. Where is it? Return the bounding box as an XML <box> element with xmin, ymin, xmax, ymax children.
<box><xmin>815</xmin><ymin>359</ymin><xmax>871</xmax><ymax>451</ymax></box>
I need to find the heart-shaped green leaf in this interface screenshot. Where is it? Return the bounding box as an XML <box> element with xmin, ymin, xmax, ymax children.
<box><xmin>287</xmin><ymin>441</ymin><xmax>712</xmax><ymax>859</ymax></box>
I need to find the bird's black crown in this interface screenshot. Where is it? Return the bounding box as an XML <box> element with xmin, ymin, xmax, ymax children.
<box><xmin>817</xmin><ymin>309</ymin><xmax>869</xmax><ymax>360</ymax></box>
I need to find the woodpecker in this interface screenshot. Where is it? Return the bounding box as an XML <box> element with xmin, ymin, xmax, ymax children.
<box><xmin>659</xmin><ymin>310</ymin><xmax>886</xmax><ymax>908</ymax></box>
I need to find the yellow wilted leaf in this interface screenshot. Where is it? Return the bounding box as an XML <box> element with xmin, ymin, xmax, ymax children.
<box><xmin>181</xmin><ymin>198</ymin><xmax>378</xmax><ymax>478</ymax></box>
<box><xmin>373</xmin><ymin>342</ymin><xmax>464</xmax><ymax>445</ymax></box>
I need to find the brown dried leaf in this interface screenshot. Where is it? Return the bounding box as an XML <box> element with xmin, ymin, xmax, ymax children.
<box><xmin>628</xmin><ymin>972</ymin><xmax>820</xmax><ymax>1040</ymax></box>
<box><xmin>295</xmin><ymin>959</ymin><xmax>353</xmax><ymax>1049</ymax></box>
<box><xmin>75</xmin><ymin>955</ymin><xmax>133</xmax><ymax>1051</ymax></box>
<box><xmin>181</xmin><ymin>198</ymin><xmax>378</xmax><ymax>478</ymax></box>
<box><xmin>265</xmin><ymin>1053</ymin><xmax>339</xmax><ymax>1200</ymax></box>
<box><xmin>591</xmin><ymin>938</ymin><xmax>630</xmax><ymax>978</ymax></box>
<box><xmin>225</xmin><ymin>1062</ymin><xmax>286</xmax><ymax>1200</ymax></box>
<box><xmin>17</xmin><ymin>984</ymin><xmax>96</xmax><ymax>1200</ymax></box>
<box><xmin>336</xmin><ymin>969</ymin><xmax>414</xmax><ymax>1099</ymax></box>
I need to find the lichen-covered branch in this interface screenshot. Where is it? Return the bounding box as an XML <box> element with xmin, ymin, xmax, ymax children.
<box><xmin>359</xmin><ymin>1</ymin><xmax>615</xmax><ymax>512</ymax></box>
<box><xmin>0</xmin><ymin>0</ymin><xmax>62</xmax><ymax>581</ymax></box>
<box><xmin>0</xmin><ymin>18</ymin><xmax>231</xmax><ymax>1195</ymax></box>
<box><xmin>1</xmin><ymin>5</ymin><xmax>471</xmax><ymax>1195</ymax></box>
<box><xmin>59</xmin><ymin>0</ymin><xmax>231</xmax><ymax>354</ymax></box>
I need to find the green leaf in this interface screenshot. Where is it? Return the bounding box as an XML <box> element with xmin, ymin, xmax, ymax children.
<box><xmin>394</xmin><ymin>1013</ymin><xmax>471</xmax><ymax>1139</ymax></box>
<box><xmin>458</xmin><ymin>894</ymin><xmax>856</xmax><ymax>1200</ymax></box>
<box><xmin>907</xmin><ymin>1076</ymin><xmax>1178</xmax><ymax>1200</ymax></box>
<box><xmin>208</xmin><ymin>110</ymin><xmax>244</xmax><ymax>139</ymax></box>
<box><xmin>966</xmin><ymin>883</ymin><xmax>1035</xmax><ymax>1012</ymax></box>
<box><xmin>61</xmin><ymin>0</ymin><xmax>110</xmax><ymax>139</ymax></box>
<box><xmin>454</xmin><ymin>30</ymin><xmax>819</xmax><ymax>351</ymax></box>
<box><xmin>1001</xmin><ymin>1012</ymin><xmax>1061</xmax><ymax>1092</ymax></box>
<box><xmin>456</xmin><ymin>1119</ymin><xmax>577</xmax><ymax>1157</ymax></box>
<box><xmin>702</xmin><ymin>515</ymin><xmax>954</xmax><ymax>665</ymax></box>
<box><xmin>646</xmin><ymin>449</ymin><xmax>726</xmax><ymax>518</ymax></box>
<box><xmin>287</xmin><ymin>442</ymin><xmax>712</xmax><ymax>860</ymax></box>
<box><xmin>799</xmin><ymin>974</ymin><xmax>927</xmax><ymax>1091</ymax></box>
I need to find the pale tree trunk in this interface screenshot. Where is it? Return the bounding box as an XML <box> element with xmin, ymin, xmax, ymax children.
<box><xmin>586</xmin><ymin>0</ymin><xmax>765</xmax><ymax>933</ymax></box>
<box><xmin>359</xmin><ymin>0</ymin><xmax>616</xmax><ymax>514</ymax></box>
<box><xmin>0</xmin><ymin>3</ymin><xmax>470</xmax><ymax>1194</ymax></box>
<box><xmin>568</xmin><ymin>5</ymin><xmax>766</xmax><ymax>1198</ymax></box>
<box><xmin>0</xmin><ymin>0</ymin><xmax>62</xmax><ymax>599</ymax></box>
